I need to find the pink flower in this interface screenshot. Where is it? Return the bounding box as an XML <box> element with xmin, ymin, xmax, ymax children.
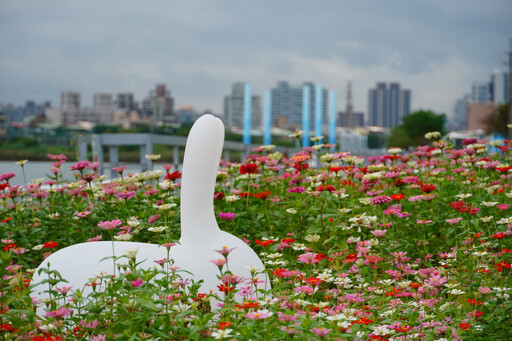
<box><xmin>97</xmin><ymin>219</ymin><xmax>122</xmax><ymax>230</ymax></box>
<box><xmin>297</xmin><ymin>252</ymin><xmax>320</xmax><ymax>264</ymax></box>
<box><xmin>445</xmin><ymin>217</ymin><xmax>463</xmax><ymax>224</ymax></box>
<box><xmin>370</xmin><ymin>229</ymin><xmax>387</xmax><ymax>237</ymax></box>
<box><xmin>75</xmin><ymin>211</ymin><xmax>91</xmax><ymax>218</ymax></box>
<box><xmin>115</xmin><ymin>190</ymin><xmax>136</xmax><ymax>199</ymax></box>
<box><xmin>370</xmin><ymin>195</ymin><xmax>392</xmax><ymax>205</ymax></box>
<box><xmin>70</xmin><ymin>160</ymin><xmax>90</xmax><ymax>171</ymax></box>
<box><xmin>154</xmin><ymin>258</ymin><xmax>167</xmax><ymax>266</ymax></box>
<box><xmin>219</xmin><ymin>212</ymin><xmax>236</xmax><ymax>221</ymax></box>
<box><xmin>163</xmin><ymin>164</ymin><xmax>173</xmax><ymax>171</ymax></box>
<box><xmin>210</xmin><ymin>258</ymin><xmax>227</xmax><ymax>267</ymax></box>
<box><xmin>310</xmin><ymin>327</ymin><xmax>332</xmax><ymax>337</ymax></box>
<box><xmin>215</xmin><ymin>246</ymin><xmax>236</xmax><ymax>256</ymax></box>
<box><xmin>294</xmin><ymin>285</ymin><xmax>314</xmax><ymax>294</ymax></box>
<box><xmin>0</xmin><ymin>172</ymin><xmax>16</xmax><ymax>182</ymax></box>
<box><xmin>131</xmin><ymin>278</ymin><xmax>144</xmax><ymax>288</ymax></box>
<box><xmin>87</xmin><ymin>235</ymin><xmax>103</xmax><ymax>242</ymax></box>
<box><xmin>45</xmin><ymin>307</ymin><xmax>72</xmax><ymax>318</ymax></box>
<box><xmin>245</xmin><ymin>309</ymin><xmax>273</xmax><ymax>319</ymax></box>
<box><xmin>79</xmin><ymin>319</ymin><xmax>99</xmax><ymax>328</ymax></box>
<box><xmin>417</xmin><ymin>219</ymin><xmax>433</xmax><ymax>224</ymax></box>
<box><xmin>148</xmin><ymin>214</ymin><xmax>160</xmax><ymax>224</ymax></box>
<box><xmin>56</xmin><ymin>286</ymin><xmax>73</xmax><ymax>295</ymax></box>
<box><xmin>112</xmin><ymin>166</ymin><xmax>127</xmax><ymax>174</ymax></box>
<box><xmin>160</xmin><ymin>242</ymin><xmax>177</xmax><ymax>249</ymax></box>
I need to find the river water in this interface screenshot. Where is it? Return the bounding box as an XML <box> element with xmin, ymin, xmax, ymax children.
<box><xmin>0</xmin><ymin>161</ymin><xmax>175</xmax><ymax>186</ymax></box>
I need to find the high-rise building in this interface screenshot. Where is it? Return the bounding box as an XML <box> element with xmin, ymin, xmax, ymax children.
<box><xmin>142</xmin><ymin>84</ymin><xmax>175</xmax><ymax>125</ymax></box>
<box><xmin>491</xmin><ymin>69</ymin><xmax>510</xmax><ymax>105</ymax></box>
<box><xmin>92</xmin><ymin>93</ymin><xmax>113</xmax><ymax>123</ymax></box>
<box><xmin>115</xmin><ymin>93</ymin><xmax>136</xmax><ymax>111</ymax></box>
<box><xmin>454</xmin><ymin>94</ymin><xmax>471</xmax><ymax>131</ymax></box>
<box><xmin>368</xmin><ymin>82</ymin><xmax>411</xmax><ymax>128</ymax></box>
<box><xmin>471</xmin><ymin>82</ymin><xmax>492</xmax><ymax>103</ymax></box>
<box><xmin>60</xmin><ymin>92</ymin><xmax>81</xmax><ymax>125</ymax></box>
<box><xmin>268</xmin><ymin>81</ymin><xmax>328</xmax><ymax>130</ymax></box>
<box><xmin>223</xmin><ymin>82</ymin><xmax>261</xmax><ymax>129</ymax></box>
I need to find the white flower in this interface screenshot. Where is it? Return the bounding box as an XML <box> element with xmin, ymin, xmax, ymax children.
<box><xmin>32</xmin><ymin>244</ymin><xmax>44</xmax><ymax>251</ymax></box>
<box><xmin>481</xmin><ymin>201</ymin><xmax>498</xmax><ymax>207</ymax></box>
<box><xmin>480</xmin><ymin>216</ymin><xmax>493</xmax><ymax>222</ymax></box>
<box><xmin>225</xmin><ymin>195</ymin><xmax>240</xmax><ymax>202</ymax></box>
<box><xmin>145</xmin><ymin>154</ymin><xmax>161</xmax><ymax>161</ymax></box>
<box><xmin>127</xmin><ymin>217</ymin><xmax>140</xmax><ymax>227</ymax></box>
<box><xmin>16</xmin><ymin>159</ymin><xmax>28</xmax><ymax>166</ymax></box>
<box><xmin>289</xmin><ymin>130</ymin><xmax>304</xmax><ymax>138</ymax></box>
<box><xmin>124</xmin><ymin>248</ymin><xmax>138</xmax><ymax>260</ymax></box>
<box><xmin>339</xmin><ymin>208</ymin><xmax>352</xmax><ymax>214</ymax></box>
<box><xmin>424</xmin><ymin>131</ymin><xmax>441</xmax><ymax>140</ymax></box>
<box><xmin>305</xmin><ymin>234</ymin><xmax>321</xmax><ymax>243</ymax></box>
<box><xmin>497</xmin><ymin>217</ymin><xmax>512</xmax><ymax>225</ymax></box>
<box><xmin>455</xmin><ymin>193</ymin><xmax>472</xmax><ymax>200</ymax></box>
<box><xmin>387</xmin><ymin>147</ymin><xmax>402</xmax><ymax>154</ymax></box>
<box><xmin>448</xmin><ymin>289</ymin><xmax>466</xmax><ymax>295</ymax></box>
<box><xmin>310</xmin><ymin>135</ymin><xmax>323</xmax><ymax>142</ymax></box>
<box><xmin>286</xmin><ymin>208</ymin><xmax>297</xmax><ymax>214</ymax></box>
<box><xmin>371</xmin><ymin>325</ymin><xmax>394</xmax><ymax>335</ymax></box>
<box><xmin>211</xmin><ymin>328</ymin><xmax>233</xmax><ymax>339</ymax></box>
<box><xmin>114</xmin><ymin>233</ymin><xmax>132</xmax><ymax>241</ymax></box>
<box><xmin>148</xmin><ymin>226</ymin><xmax>169</xmax><ymax>233</ymax></box>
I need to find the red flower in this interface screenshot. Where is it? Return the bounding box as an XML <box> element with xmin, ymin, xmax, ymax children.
<box><xmin>43</xmin><ymin>241</ymin><xmax>59</xmax><ymax>249</ymax></box>
<box><xmin>235</xmin><ymin>301</ymin><xmax>259</xmax><ymax>309</ymax></box>
<box><xmin>494</xmin><ymin>261</ymin><xmax>511</xmax><ymax>272</ymax></box>
<box><xmin>420</xmin><ymin>183</ymin><xmax>437</xmax><ymax>193</ymax></box>
<box><xmin>329</xmin><ymin>166</ymin><xmax>343</xmax><ymax>172</ymax></box>
<box><xmin>354</xmin><ymin>317</ymin><xmax>373</xmax><ymax>325</ymax></box>
<box><xmin>1</xmin><ymin>217</ymin><xmax>13</xmax><ymax>223</ymax></box>
<box><xmin>217</xmin><ymin>283</ymin><xmax>235</xmax><ymax>293</ymax></box>
<box><xmin>304</xmin><ymin>277</ymin><xmax>324</xmax><ymax>286</ymax></box>
<box><xmin>239</xmin><ymin>162</ymin><xmax>259</xmax><ymax>175</ymax></box>
<box><xmin>316</xmin><ymin>185</ymin><xmax>336</xmax><ymax>192</ymax></box>
<box><xmin>214</xmin><ymin>192</ymin><xmax>225</xmax><ymax>200</ymax></box>
<box><xmin>165</xmin><ymin>171</ymin><xmax>182</xmax><ymax>181</ymax></box>
<box><xmin>271</xmin><ymin>268</ymin><xmax>287</xmax><ymax>277</ymax></box>
<box><xmin>255</xmin><ymin>239</ymin><xmax>276</xmax><ymax>247</ymax></box>
<box><xmin>459</xmin><ymin>322</ymin><xmax>472</xmax><ymax>331</ymax></box>
<box><xmin>390</xmin><ymin>193</ymin><xmax>405</xmax><ymax>201</ymax></box>
<box><xmin>493</xmin><ymin>232</ymin><xmax>506</xmax><ymax>239</ymax></box>
<box><xmin>468</xmin><ymin>310</ymin><xmax>484</xmax><ymax>317</ymax></box>
<box><xmin>0</xmin><ymin>182</ymin><xmax>8</xmax><ymax>191</ymax></box>
<box><xmin>217</xmin><ymin>321</ymin><xmax>232</xmax><ymax>330</ymax></box>
<box><xmin>3</xmin><ymin>243</ymin><xmax>17</xmax><ymax>251</ymax></box>
<box><xmin>466</xmin><ymin>299</ymin><xmax>483</xmax><ymax>305</ymax></box>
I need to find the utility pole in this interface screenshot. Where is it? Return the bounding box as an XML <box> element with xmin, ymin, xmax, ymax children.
<box><xmin>508</xmin><ymin>38</ymin><xmax>512</xmax><ymax>126</ymax></box>
<box><xmin>345</xmin><ymin>81</ymin><xmax>353</xmax><ymax>128</ymax></box>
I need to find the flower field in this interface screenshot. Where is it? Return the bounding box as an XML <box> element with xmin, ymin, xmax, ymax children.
<box><xmin>1</xmin><ymin>133</ymin><xmax>512</xmax><ymax>340</ymax></box>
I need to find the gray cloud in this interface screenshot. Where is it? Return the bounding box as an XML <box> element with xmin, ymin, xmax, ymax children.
<box><xmin>0</xmin><ymin>0</ymin><xmax>511</xmax><ymax>118</ymax></box>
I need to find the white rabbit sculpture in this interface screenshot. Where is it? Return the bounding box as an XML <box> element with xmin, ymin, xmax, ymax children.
<box><xmin>31</xmin><ymin>114</ymin><xmax>269</xmax><ymax>306</ymax></box>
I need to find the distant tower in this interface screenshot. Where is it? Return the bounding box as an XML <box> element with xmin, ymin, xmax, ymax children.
<box><xmin>345</xmin><ymin>81</ymin><xmax>353</xmax><ymax>128</ymax></box>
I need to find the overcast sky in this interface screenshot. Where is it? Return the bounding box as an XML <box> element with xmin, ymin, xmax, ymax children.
<box><xmin>0</xmin><ymin>0</ymin><xmax>510</xmax><ymax>120</ymax></box>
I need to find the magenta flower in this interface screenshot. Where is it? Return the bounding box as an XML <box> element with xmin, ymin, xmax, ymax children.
<box><xmin>294</xmin><ymin>285</ymin><xmax>314</xmax><ymax>294</ymax></box>
<box><xmin>154</xmin><ymin>258</ymin><xmax>167</xmax><ymax>266</ymax></box>
<box><xmin>287</xmin><ymin>186</ymin><xmax>305</xmax><ymax>193</ymax></box>
<box><xmin>131</xmin><ymin>278</ymin><xmax>144</xmax><ymax>288</ymax></box>
<box><xmin>56</xmin><ymin>286</ymin><xmax>73</xmax><ymax>295</ymax></box>
<box><xmin>97</xmin><ymin>219</ymin><xmax>122</xmax><ymax>230</ymax></box>
<box><xmin>87</xmin><ymin>235</ymin><xmax>103</xmax><ymax>242</ymax></box>
<box><xmin>0</xmin><ymin>172</ymin><xmax>15</xmax><ymax>182</ymax></box>
<box><xmin>497</xmin><ymin>204</ymin><xmax>510</xmax><ymax>210</ymax></box>
<box><xmin>219</xmin><ymin>212</ymin><xmax>236</xmax><ymax>221</ymax></box>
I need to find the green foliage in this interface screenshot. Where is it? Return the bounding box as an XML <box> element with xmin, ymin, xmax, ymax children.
<box><xmin>389</xmin><ymin>109</ymin><xmax>446</xmax><ymax>147</ymax></box>
<box><xmin>483</xmin><ymin>103</ymin><xmax>510</xmax><ymax>138</ymax></box>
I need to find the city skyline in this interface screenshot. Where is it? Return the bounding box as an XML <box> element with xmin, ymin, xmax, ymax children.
<box><xmin>1</xmin><ymin>1</ymin><xmax>510</xmax><ymax>118</ymax></box>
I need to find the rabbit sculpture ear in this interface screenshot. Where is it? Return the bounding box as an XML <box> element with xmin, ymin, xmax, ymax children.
<box><xmin>30</xmin><ymin>114</ymin><xmax>270</xmax><ymax>310</ymax></box>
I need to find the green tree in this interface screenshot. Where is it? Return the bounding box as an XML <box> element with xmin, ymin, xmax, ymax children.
<box><xmin>388</xmin><ymin>110</ymin><xmax>446</xmax><ymax>147</ymax></box>
<box><xmin>483</xmin><ymin>103</ymin><xmax>510</xmax><ymax>138</ymax></box>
